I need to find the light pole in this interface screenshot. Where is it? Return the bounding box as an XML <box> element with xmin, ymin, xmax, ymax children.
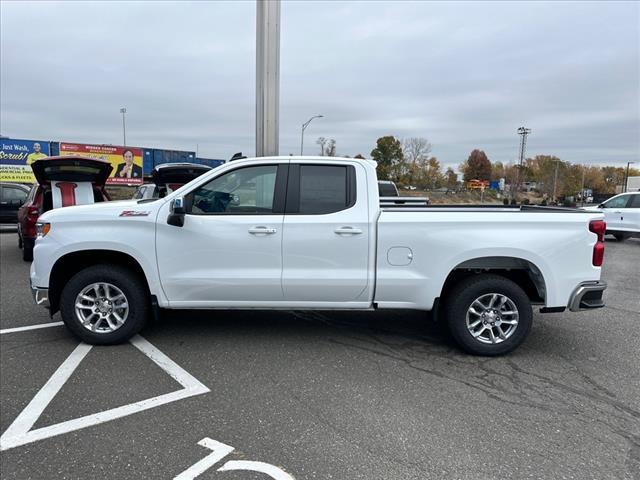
<box><xmin>624</xmin><ymin>161</ymin><xmax>635</xmax><ymax>192</ymax></box>
<box><xmin>120</xmin><ymin>107</ymin><xmax>127</xmax><ymax>146</ymax></box>
<box><xmin>300</xmin><ymin>115</ymin><xmax>323</xmax><ymax>155</ymax></box>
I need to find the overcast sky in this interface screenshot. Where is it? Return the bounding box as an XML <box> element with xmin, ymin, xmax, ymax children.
<box><xmin>1</xmin><ymin>1</ymin><xmax>638</xmax><ymax>169</ymax></box>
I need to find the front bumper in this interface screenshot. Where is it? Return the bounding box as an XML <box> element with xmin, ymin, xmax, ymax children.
<box><xmin>568</xmin><ymin>281</ymin><xmax>607</xmax><ymax>312</ymax></box>
<box><xmin>30</xmin><ymin>283</ymin><xmax>50</xmax><ymax>308</ymax></box>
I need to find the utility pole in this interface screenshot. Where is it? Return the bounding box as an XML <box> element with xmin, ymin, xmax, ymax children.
<box><xmin>624</xmin><ymin>161</ymin><xmax>635</xmax><ymax>192</ymax></box>
<box><xmin>120</xmin><ymin>107</ymin><xmax>127</xmax><ymax>146</ymax></box>
<box><xmin>514</xmin><ymin>126</ymin><xmax>531</xmax><ymax>200</ymax></box>
<box><xmin>300</xmin><ymin>115</ymin><xmax>323</xmax><ymax>155</ymax></box>
<box><xmin>552</xmin><ymin>159</ymin><xmax>559</xmax><ymax>203</ymax></box>
<box><xmin>580</xmin><ymin>165</ymin><xmax>586</xmax><ymax>207</ymax></box>
<box><xmin>255</xmin><ymin>0</ymin><xmax>280</xmax><ymax>157</ymax></box>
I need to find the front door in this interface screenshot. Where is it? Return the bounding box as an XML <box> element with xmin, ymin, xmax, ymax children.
<box><xmin>156</xmin><ymin>163</ymin><xmax>287</xmax><ymax>305</ymax></box>
<box><xmin>601</xmin><ymin>194</ymin><xmax>630</xmax><ymax>231</ymax></box>
<box><xmin>281</xmin><ymin>162</ymin><xmax>371</xmax><ymax>303</ymax></box>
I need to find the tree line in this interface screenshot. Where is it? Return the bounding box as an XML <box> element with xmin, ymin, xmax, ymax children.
<box><xmin>315</xmin><ymin>135</ymin><xmax>639</xmax><ymax>196</ymax></box>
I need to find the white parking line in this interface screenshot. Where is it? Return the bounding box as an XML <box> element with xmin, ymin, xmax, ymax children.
<box><xmin>219</xmin><ymin>460</ymin><xmax>296</xmax><ymax>480</ymax></box>
<box><xmin>174</xmin><ymin>438</ymin><xmax>235</xmax><ymax>480</ymax></box>
<box><xmin>174</xmin><ymin>438</ymin><xmax>296</xmax><ymax>480</ymax></box>
<box><xmin>0</xmin><ymin>321</ymin><xmax>64</xmax><ymax>335</ymax></box>
<box><xmin>0</xmin><ymin>335</ymin><xmax>210</xmax><ymax>451</ymax></box>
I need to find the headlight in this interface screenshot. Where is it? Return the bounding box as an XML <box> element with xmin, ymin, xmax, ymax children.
<box><xmin>36</xmin><ymin>222</ymin><xmax>51</xmax><ymax>238</ymax></box>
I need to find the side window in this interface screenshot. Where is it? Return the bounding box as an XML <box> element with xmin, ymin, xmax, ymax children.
<box><xmin>190</xmin><ymin>165</ymin><xmax>278</xmax><ymax>214</ymax></box>
<box><xmin>291</xmin><ymin>165</ymin><xmax>356</xmax><ymax>215</ymax></box>
<box><xmin>3</xmin><ymin>187</ymin><xmax>28</xmax><ymax>203</ymax></box>
<box><xmin>603</xmin><ymin>195</ymin><xmax>629</xmax><ymax>208</ymax></box>
<box><xmin>629</xmin><ymin>194</ymin><xmax>640</xmax><ymax>208</ymax></box>
<box><xmin>133</xmin><ymin>187</ymin><xmax>144</xmax><ymax>199</ymax></box>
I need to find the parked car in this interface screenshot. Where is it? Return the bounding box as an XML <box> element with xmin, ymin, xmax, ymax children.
<box><xmin>0</xmin><ymin>183</ymin><xmax>30</xmax><ymax>223</ymax></box>
<box><xmin>583</xmin><ymin>191</ymin><xmax>640</xmax><ymax>241</ymax></box>
<box><xmin>133</xmin><ymin>163</ymin><xmax>212</xmax><ymax>200</ymax></box>
<box><xmin>31</xmin><ymin>156</ymin><xmax>607</xmax><ymax>356</ymax></box>
<box><xmin>378</xmin><ymin>181</ymin><xmax>429</xmax><ymax>206</ymax></box>
<box><xmin>17</xmin><ymin>156</ymin><xmax>112</xmax><ymax>261</ymax></box>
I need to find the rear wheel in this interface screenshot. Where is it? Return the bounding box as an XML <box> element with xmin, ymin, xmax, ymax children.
<box><xmin>445</xmin><ymin>274</ymin><xmax>533</xmax><ymax>356</ymax></box>
<box><xmin>60</xmin><ymin>265</ymin><xmax>148</xmax><ymax>345</ymax></box>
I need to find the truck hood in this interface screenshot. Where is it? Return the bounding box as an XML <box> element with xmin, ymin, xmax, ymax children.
<box><xmin>38</xmin><ymin>199</ymin><xmax>161</xmax><ymax>223</ymax></box>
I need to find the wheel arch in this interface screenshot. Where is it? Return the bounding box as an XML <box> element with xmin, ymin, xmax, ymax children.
<box><xmin>439</xmin><ymin>256</ymin><xmax>547</xmax><ymax>306</ymax></box>
<box><xmin>48</xmin><ymin>250</ymin><xmax>151</xmax><ymax>315</ymax></box>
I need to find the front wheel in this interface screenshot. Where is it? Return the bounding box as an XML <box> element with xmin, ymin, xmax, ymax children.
<box><xmin>60</xmin><ymin>265</ymin><xmax>148</xmax><ymax>345</ymax></box>
<box><xmin>445</xmin><ymin>274</ymin><xmax>533</xmax><ymax>356</ymax></box>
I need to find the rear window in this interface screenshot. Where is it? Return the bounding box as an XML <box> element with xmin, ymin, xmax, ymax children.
<box><xmin>378</xmin><ymin>182</ymin><xmax>398</xmax><ymax>197</ymax></box>
<box><xmin>43</xmin><ymin>165</ymin><xmax>103</xmax><ymax>176</ymax></box>
<box><xmin>292</xmin><ymin>165</ymin><xmax>356</xmax><ymax>215</ymax></box>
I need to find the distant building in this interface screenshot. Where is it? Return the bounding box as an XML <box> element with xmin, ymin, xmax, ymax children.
<box><xmin>627</xmin><ymin>176</ymin><xmax>640</xmax><ymax>192</ymax></box>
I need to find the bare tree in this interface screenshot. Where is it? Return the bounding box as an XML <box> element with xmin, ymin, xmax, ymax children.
<box><xmin>316</xmin><ymin>137</ymin><xmax>327</xmax><ymax>156</ymax></box>
<box><xmin>402</xmin><ymin>137</ymin><xmax>432</xmax><ymax>185</ymax></box>
<box><xmin>325</xmin><ymin>139</ymin><xmax>336</xmax><ymax>157</ymax></box>
<box><xmin>403</xmin><ymin>137</ymin><xmax>432</xmax><ymax>165</ymax></box>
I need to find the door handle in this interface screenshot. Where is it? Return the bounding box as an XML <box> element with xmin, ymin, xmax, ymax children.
<box><xmin>334</xmin><ymin>226</ymin><xmax>363</xmax><ymax>235</ymax></box>
<box><xmin>248</xmin><ymin>226</ymin><xmax>277</xmax><ymax>235</ymax></box>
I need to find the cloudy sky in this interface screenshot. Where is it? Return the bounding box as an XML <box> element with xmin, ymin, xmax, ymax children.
<box><xmin>1</xmin><ymin>1</ymin><xmax>638</xmax><ymax>169</ymax></box>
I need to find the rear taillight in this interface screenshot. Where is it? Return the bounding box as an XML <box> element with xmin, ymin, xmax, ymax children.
<box><xmin>27</xmin><ymin>206</ymin><xmax>40</xmax><ymax>221</ymax></box>
<box><xmin>589</xmin><ymin>220</ymin><xmax>606</xmax><ymax>266</ymax></box>
<box><xmin>24</xmin><ymin>206</ymin><xmax>41</xmax><ymax>237</ymax></box>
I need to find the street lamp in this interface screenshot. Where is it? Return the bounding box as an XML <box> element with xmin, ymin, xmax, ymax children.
<box><xmin>120</xmin><ymin>107</ymin><xmax>127</xmax><ymax>146</ymax></box>
<box><xmin>300</xmin><ymin>115</ymin><xmax>323</xmax><ymax>155</ymax></box>
<box><xmin>624</xmin><ymin>161</ymin><xmax>635</xmax><ymax>192</ymax></box>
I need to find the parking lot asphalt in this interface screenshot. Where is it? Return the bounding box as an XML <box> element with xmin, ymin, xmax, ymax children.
<box><xmin>1</xmin><ymin>232</ymin><xmax>639</xmax><ymax>480</ymax></box>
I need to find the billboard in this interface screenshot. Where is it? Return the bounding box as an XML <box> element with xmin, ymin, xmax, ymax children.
<box><xmin>0</xmin><ymin>138</ymin><xmax>50</xmax><ymax>182</ymax></box>
<box><xmin>59</xmin><ymin>142</ymin><xmax>143</xmax><ymax>185</ymax></box>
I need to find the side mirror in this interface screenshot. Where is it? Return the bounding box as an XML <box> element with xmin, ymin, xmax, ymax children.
<box><xmin>598</xmin><ymin>203</ymin><xmax>605</xmax><ymax>209</ymax></box>
<box><xmin>167</xmin><ymin>197</ymin><xmax>185</xmax><ymax>227</ymax></box>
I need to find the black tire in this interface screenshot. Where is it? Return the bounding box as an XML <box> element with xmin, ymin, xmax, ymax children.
<box><xmin>18</xmin><ymin>233</ymin><xmax>22</xmax><ymax>249</ymax></box>
<box><xmin>613</xmin><ymin>233</ymin><xmax>629</xmax><ymax>242</ymax></box>
<box><xmin>445</xmin><ymin>274</ymin><xmax>533</xmax><ymax>356</ymax></box>
<box><xmin>60</xmin><ymin>265</ymin><xmax>148</xmax><ymax>345</ymax></box>
<box><xmin>22</xmin><ymin>245</ymin><xmax>33</xmax><ymax>262</ymax></box>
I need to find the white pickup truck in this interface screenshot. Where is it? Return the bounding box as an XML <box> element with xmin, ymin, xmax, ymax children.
<box><xmin>30</xmin><ymin>156</ymin><xmax>607</xmax><ymax>355</ymax></box>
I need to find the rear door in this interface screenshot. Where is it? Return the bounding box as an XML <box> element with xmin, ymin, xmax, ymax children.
<box><xmin>281</xmin><ymin>162</ymin><xmax>371</xmax><ymax>303</ymax></box>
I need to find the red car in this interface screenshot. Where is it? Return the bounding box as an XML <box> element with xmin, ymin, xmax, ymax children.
<box><xmin>18</xmin><ymin>156</ymin><xmax>113</xmax><ymax>261</ymax></box>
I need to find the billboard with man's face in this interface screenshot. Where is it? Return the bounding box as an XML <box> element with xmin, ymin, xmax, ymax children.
<box><xmin>0</xmin><ymin>138</ymin><xmax>50</xmax><ymax>182</ymax></box>
<box><xmin>59</xmin><ymin>142</ymin><xmax>144</xmax><ymax>184</ymax></box>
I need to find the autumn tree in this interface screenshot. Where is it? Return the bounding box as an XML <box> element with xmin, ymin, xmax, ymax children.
<box><xmin>371</xmin><ymin>136</ymin><xmax>404</xmax><ymax>181</ymax></box>
<box><xmin>444</xmin><ymin>167</ymin><xmax>458</xmax><ymax>190</ymax></box>
<box><xmin>412</xmin><ymin>157</ymin><xmax>443</xmax><ymax>190</ymax></box>
<box><xmin>460</xmin><ymin>149</ymin><xmax>492</xmax><ymax>182</ymax></box>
